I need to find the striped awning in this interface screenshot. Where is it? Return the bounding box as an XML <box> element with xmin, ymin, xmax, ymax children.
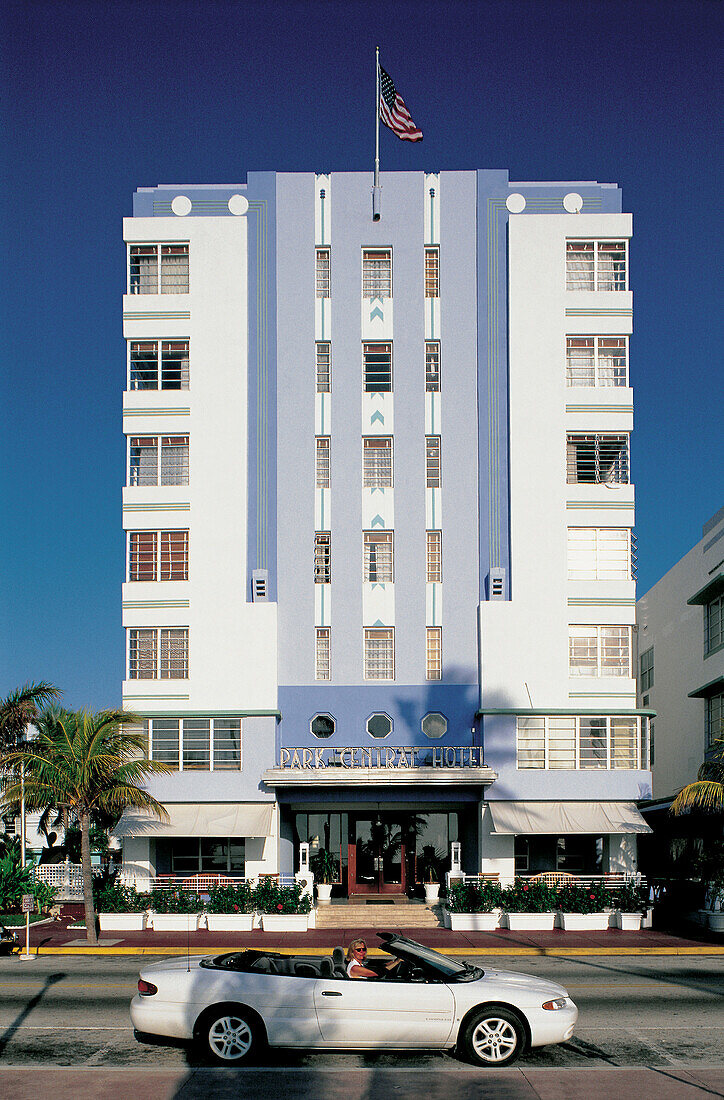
<box><xmin>113</xmin><ymin>803</ymin><xmax>274</xmax><ymax>838</ymax></box>
<box><xmin>486</xmin><ymin>800</ymin><xmax>652</xmax><ymax>835</ymax></box>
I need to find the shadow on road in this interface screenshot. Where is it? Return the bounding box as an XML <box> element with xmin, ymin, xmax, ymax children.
<box><xmin>0</xmin><ymin>972</ymin><xmax>66</xmax><ymax>1058</ymax></box>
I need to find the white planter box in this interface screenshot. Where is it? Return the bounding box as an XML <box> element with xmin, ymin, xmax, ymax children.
<box><xmin>503</xmin><ymin>912</ymin><xmax>557</xmax><ymax>931</ymax></box>
<box><xmin>98</xmin><ymin>912</ymin><xmax>148</xmax><ymax>932</ymax></box>
<box><xmin>556</xmin><ymin>912</ymin><xmax>610</xmax><ymax>931</ymax></box>
<box><xmin>150</xmin><ymin>912</ymin><xmax>203</xmax><ymax>932</ymax></box>
<box><xmin>204</xmin><ymin>913</ymin><xmax>254</xmax><ymax>932</ymax></box>
<box><xmin>449</xmin><ymin>910</ymin><xmax>500</xmax><ymax>931</ymax></box>
<box><xmin>613</xmin><ymin>911</ymin><xmax>643</xmax><ymax>930</ymax></box>
<box><xmin>260</xmin><ymin>913</ymin><xmax>309</xmax><ymax>932</ymax></box>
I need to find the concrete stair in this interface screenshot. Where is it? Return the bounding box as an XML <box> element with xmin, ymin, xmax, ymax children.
<box><xmin>314</xmin><ymin>900</ymin><xmax>442</xmax><ymax>929</ymax></box>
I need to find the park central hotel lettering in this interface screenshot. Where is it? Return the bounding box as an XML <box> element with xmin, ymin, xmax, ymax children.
<box><xmin>279</xmin><ymin>746</ymin><xmax>485</xmax><ymax>769</ymax></box>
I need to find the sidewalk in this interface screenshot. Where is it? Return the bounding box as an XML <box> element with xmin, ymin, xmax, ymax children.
<box><xmin>14</xmin><ymin>916</ymin><xmax>724</xmax><ymax>956</ymax></box>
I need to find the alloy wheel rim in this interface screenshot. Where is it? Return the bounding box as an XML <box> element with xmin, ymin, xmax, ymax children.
<box><xmin>209</xmin><ymin>1015</ymin><xmax>252</xmax><ymax>1060</ymax></box>
<box><xmin>471</xmin><ymin>1017</ymin><xmax>518</xmax><ymax>1062</ymax></box>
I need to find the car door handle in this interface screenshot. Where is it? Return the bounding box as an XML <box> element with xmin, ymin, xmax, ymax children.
<box><xmin>321</xmin><ymin>990</ymin><xmax>343</xmax><ymax>996</ymax></box>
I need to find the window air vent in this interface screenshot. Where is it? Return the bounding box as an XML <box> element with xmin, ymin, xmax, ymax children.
<box><xmin>252</xmin><ymin>569</ymin><xmax>268</xmax><ymax>602</ymax></box>
<box><xmin>489</xmin><ymin>567</ymin><xmax>506</xmax><ymax>601</ymax></box>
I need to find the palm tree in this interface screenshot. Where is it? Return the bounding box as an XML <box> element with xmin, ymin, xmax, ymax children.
<box><xmin>1</xmin><ymin>707</ymin><xmax>172</xmax><ymax>945</ymax></box>
<box><xmin>671</xmin><ymin>737</ymin><xmax>724</xmax><ymax>815</ymax></box>
<box><xmin>0</xmin><ymin>682</ymin><xmax>61</xmax><ymax>751</ymax></box>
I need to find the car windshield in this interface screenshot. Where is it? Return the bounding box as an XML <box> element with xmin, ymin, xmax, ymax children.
<box><xmin>381</xmin><ymin>935</ymin><xmax>477</xmax><ymax>979</ymax></box>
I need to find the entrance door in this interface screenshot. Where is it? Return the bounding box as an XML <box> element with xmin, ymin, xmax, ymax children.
<box><xmin>348</xmin><ymin>815</ymin><xmax>407</xmax><ymax>894</ymax></box>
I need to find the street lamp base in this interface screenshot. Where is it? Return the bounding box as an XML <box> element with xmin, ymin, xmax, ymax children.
<box><xmin>18</xmin><ymin>953</ymin><xmax>36</xmax><ymax>962</ymax></box>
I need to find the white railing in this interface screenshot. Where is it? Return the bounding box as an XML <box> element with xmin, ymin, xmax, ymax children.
<box><xmin>33</xmin><ymin>864</ymin><xmax>298</xmax><ymax>899</ymax></box>
<box><xmin>459</xmin><ymin>871</ymin><xmax>645</xmax><ymax>893</ymax></box>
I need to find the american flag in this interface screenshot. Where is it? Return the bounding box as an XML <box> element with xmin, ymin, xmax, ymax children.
<box><xmin>379</xmin><ymin>66</ymin><xmax>423</xmax><ymax>142</ymax></box>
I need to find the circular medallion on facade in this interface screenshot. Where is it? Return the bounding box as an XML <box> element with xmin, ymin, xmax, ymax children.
<box><xmin>563</xmin><ymin>192</ymin><xmax>584</xmax><ymax>213</ymax></box>
<box><xmin>171</xmin><ymin>195</ymin><xmax>192</xmax><ymax>217</ymax></box>
<box><xmin>228</xmin><ymin>194</ymin><xmax>249</xmax><ymax>216</ymax></box>
<box><xmin>505</xmin><ymin>193</ymin><xmax>526</xmax><ymax>214</ymax></box>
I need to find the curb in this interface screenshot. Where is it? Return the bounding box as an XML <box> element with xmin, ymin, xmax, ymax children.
<box><xmin>19</xmin><ymin>944</ymin><xmax>724</xmax><ymax>957</ymax></box>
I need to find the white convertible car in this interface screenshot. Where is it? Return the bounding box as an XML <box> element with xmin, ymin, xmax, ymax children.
<box><xmin>131</xmin><ymin>932</ymin><xmax>577</xmax><ymax>1067</ymax></box>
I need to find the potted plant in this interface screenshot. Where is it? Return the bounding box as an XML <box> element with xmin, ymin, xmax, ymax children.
<box><xmin>419</xmin><ymin>846</ymin><xmax>443</xmax><ymax>905</ymax></box>
<box><xmin>204</xmin><ymin>882</ymin><xmax>256</xmax><ymax>931</ymax></box>
<box><xmin>555</xmin><ymin>881</ymin><xmax>610</xmax><ymax>930</ymax></box>
<box><xmin>147</xmin><ymin>887</ymin><xmax>203</xmax><ymax>931</ymax></box>
<box><xmin>502</xmin><ymin>879</ymin><xmax>557</xmax><ymax>930</ymax></box>
<box><xmin>310</xmin><ymin>849</ymin><xmax>338</xmax><ymax>904</ymax></box>
<box><xmin>611</xmin><ymin>881</ymin><xmax>650</xmax><ymax>930</ymax></box>
<box><xmin>445</xmin><ymin>880</ymin><xmax>503</xmax><ymax>930</ymax></box>
<box><xmin>255</xmin><ymin>879</ymin><xmax>312</xmax><ymax>931</ymax></box>
<box><xmin>95</xmin><ymin>880</ymin><xmax>150</xmax><ymax>931</ymax></box>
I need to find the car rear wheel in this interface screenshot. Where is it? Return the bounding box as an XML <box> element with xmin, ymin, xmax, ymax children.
<box><xmin>461</xmin><ymin>1006</ymin><xmax>525</xmax><ymax>1067</ymax></box>
<box><xmin>204</xmin><ymin>1008</ymin><xmax>259</xmax><ymax>1064</ymax></box>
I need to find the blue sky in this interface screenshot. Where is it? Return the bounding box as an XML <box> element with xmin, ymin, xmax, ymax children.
<box><xmin>1</xmin><ymin>0</ymin><xmax>721</xmax><ymax>710</ymax></box>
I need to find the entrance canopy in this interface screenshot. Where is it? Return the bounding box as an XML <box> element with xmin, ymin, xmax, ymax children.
<box><xmin>113</xmin><ymin>803</ymin><xmax>274</xmax><ymax>838</ymax></box>
<box><xmin>486</xmin><ymin>801</ymin><xmax>652</xmax><ymax>835</ymax></box>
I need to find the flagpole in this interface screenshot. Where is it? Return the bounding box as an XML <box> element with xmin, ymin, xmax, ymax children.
<box><xmin>373</xmin><ymin>46</ymin><xmax>381</xmax><ymax>220</ymax></box>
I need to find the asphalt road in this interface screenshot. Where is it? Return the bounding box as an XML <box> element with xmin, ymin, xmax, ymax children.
<box><xmin>0</xmin><ymin>953</ymin><xmax>722</xmax><ymax>1067</ymax></box>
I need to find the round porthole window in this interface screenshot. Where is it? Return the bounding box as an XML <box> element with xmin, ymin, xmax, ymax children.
<box><xmin>421</xmin><ymin>712</ymin><xmax>447</xmax><ymax>739</ymax></box>
<box><xmin>366</xmin><ymin>713</ymin><xmax>392</xmax><ymax>739</ymax></box>
<box><xmin>310</xmin><ymin>713</ymin><xmax>335</xmax><ymax>739</ymax></box>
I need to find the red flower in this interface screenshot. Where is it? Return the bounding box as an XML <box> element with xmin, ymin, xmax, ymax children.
<box><xmin>590</xmin><ymin>894</ymin><xmax>595</xmax><ymax>900</ymax></box>
<box><xmin>233</xmin><ymin>904</ymin><xmax>239</xmax><ymax>911</ymax></box>
<box><xmin>277</xmin><ymin>903</ymin><xmax>283</xmax><ymax>911</ymax></box>
<box><xmin>523</xmin><ymin>885</ymin><xmax>529</xmax><ymax>892</ymax></box>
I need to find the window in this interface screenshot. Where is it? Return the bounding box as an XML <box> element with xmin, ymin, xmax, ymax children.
<box><xmin>424</xmin><ymin>247</ymin><xmax>439</xmax><ymax>297</ymax></box>
<box><xmin>426</xmin><ymin>626</ymin><xmax>442</xmax><ymax>680</ymax></box>
<box><xmin>315</xmin><ymin>628</ymin><xmax>330</xmax><ymax>681</ymax></box>
<box><xmin>147</xmin><ymin>717</ymin><xmax>241</xmax><ymax>771</ymax></box>
<box><xmin>314</xmin><ymin>533</ymin><xmax>331</xmax><ymax>583</ymax></box>
<box><xmin>129</xmin><ymin>436</ymin><xmax>189</xmax><ymax>486</ymax></box>
<box><xmin>363</xmin><ymin>437</ymin><xmax>393</xmax><ymax>487</ymax></box>
<box><xmin>567</xmin><ymin>528</ymin><xmax>631</xmax><ymax>580</ymax></box>
<box><xmin>566</xmin><ymin>337</ymin><xmax>628</xmax><ymax>387</ymax></box>
<box><xmin>426</xmin><ymin>436</ymin><xmax>441</xmax><ymax>488</ymax></box>
<box><xmin>707</xmin><ymin>694</ymin><xmax>723</xmax><ymax>749</ymax></box>
<box><xmin>640</xmin><ymin>646</ymin><xmax>654</xmax><ymax>692</ymax></box>
<box><xmin>129</xmin><ymin>341</ymin><xmax>189</xmax><ymax>390</ymax></box>
<box><xmin>363</xmin><ymin>342</ymin><xmax>392</xmax><ymax>392</ymax></box>
<box><xmin>426</xmin><ymin>530</ymin><xmax>442</xmax><ymax>582</ymax></box>
<box><xmin>316</xmin><ymin>342</ymin><xmax>331</xmax><ymax>392</ymax></box>
<box><xmin>367</xmin><ymin>713</ymin><xmax>392</xmax><ymax>738</ymax></box>
<box><xmin>316</xmin><ymin>437</ymin><xmax>330</xmax><ymax>489</ymax></box>
<box><xmin>128</xmin><ymin>530</ymin><xmax>188</xmax><ymax>582</ymax></box>
<box><xmin>316</xmin><ymin>248</ymin><xmax>330</xmax><ymax>297</ymax></box>
<box><xmin>160</xmin><ymin>628</ymin><xmax>189</xmax><ymax>678</ymax></box>
<box><xmin>364</xmin><ymin>531</ymin><xmax>393</xmax><ymax>582</ymax></box>
<box><xmin>129</xmin><ymin>244</ymin><xmax>189</xmax><ymax>295</ymax></box>
<box><xmin>311</xmin><ymin>713</ymin><xmax>335</xmax><ymax>739</ymax></box>
<box><xmin>128</xmin><ymin>627</ymin><xmax>188</xmax><ymax>679</ymax></box>
<box><xmin>421</xmin><ymin>712</ymin><xmax>447</xmax><ymax>739</ymax></box>
<box><xmin>425</xmin><ymin>341</ymin><xmax>440</xmax><ymax>391</ymax></box>
<box><xmin>517</xmin><ymin>715</ymin><xmax>646</xmax><ymax>770</ymax></box>
<box><xmin>129</xmin><ymin>531</ymin><xmax>157</xmax><ymax>581</ymax></box>
<box><xmin>170</xmin><ymin>838</ymin><xmax>244</xmax><ymax>873</ymax></box>
<box><xmin>362</xmin><ymin>249</ymin><xmax>392</xmax><ymax>297</ymax></box>
<box><xmin>569</xmin><ymin>626</ymin><xmax>631</xmax><ymax>677</ymax></box>
<box><xmin>705</xmin><ymin>595</ymin><xmax>724</xmax><ymax>654</ymax></box>
<box><xmin>566</xmin><ymin>434</ymin><xmax>629</xmax><ymax>485</ymax></box>
<box><xmin>566</xmin><ymin>240</ymin><xmax>627</xmax><ymax>291</ymax></box>
<box><xmin>364</xmin><ymin>627</ymin><xmax>394</xmax><ymax>680</ymax></box>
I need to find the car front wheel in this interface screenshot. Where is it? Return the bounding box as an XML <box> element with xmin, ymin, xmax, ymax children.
<box><xmin>461</xmin><ymin>1006</ymin><xmax>525</xmax><ymax>1067</ymax></box>
<box><xmin>204</xmin><ymin>1008</ymin><xmax>259</xmax><ymax>1064</ymax></box>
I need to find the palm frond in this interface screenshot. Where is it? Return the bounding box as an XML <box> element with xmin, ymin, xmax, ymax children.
<box><xmin>671</xmin><ymin>781</ymin><xmax>724</xmax><ymax>815</ymax></box>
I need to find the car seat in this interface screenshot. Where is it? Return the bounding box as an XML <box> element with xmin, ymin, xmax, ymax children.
<box><xmin>332</xmin><ymin>946</ymin><xmax>346</xmax><ymax>978</ymax></box>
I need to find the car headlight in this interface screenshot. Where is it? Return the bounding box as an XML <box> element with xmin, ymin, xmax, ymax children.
<box><xmin>541</xmin><ymin>997</ymin><xmax>568</xmax><ymax>1011</ymax></box>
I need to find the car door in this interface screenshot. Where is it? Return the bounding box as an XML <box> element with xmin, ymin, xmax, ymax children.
<box><xmin>313</xmin><ymin>975</ymin><xmax>455</xmax><ymax>1047</ymax></box>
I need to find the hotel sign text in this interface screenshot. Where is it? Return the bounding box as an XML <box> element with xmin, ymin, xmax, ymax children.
<box><xmin>279</xmin><ymin>746</ymin><xmax>485</xmax><ymax>769</ymax></box>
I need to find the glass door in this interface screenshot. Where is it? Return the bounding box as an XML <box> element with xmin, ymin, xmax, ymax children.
<box><xmin>349</xmin><ymin>814</ymin><xmax>406</xmax><ymax>894</ymax></box>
